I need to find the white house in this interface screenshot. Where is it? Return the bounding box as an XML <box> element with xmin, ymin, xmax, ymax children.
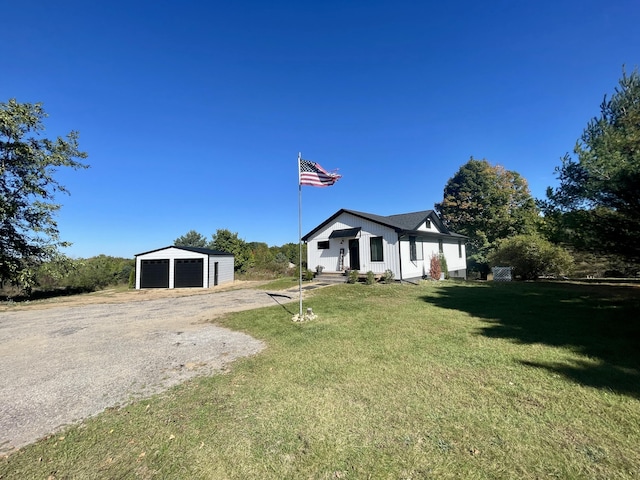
<box><xmin>302</xmin><ymin>209</ymin><xmax>467</xmax><ymax>281</ymax></box>
<box><xmin>135</xmin><ymin>246</ymin><xmax>234</xmax><ymax>289</ymax></box>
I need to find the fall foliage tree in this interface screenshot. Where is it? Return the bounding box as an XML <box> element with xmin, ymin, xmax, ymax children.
<box><xmin>435</xmin><ymin>157</ymin><xmax>538</xmax><ymax>275</ymax></box>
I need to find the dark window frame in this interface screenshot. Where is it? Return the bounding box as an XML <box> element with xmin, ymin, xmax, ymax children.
<box><xmin>409</xmin><ymin>236</ymin><xmax>423</xmax><ymax>261</ymax></box>
<box><xmin>318</xmin><ymin>240</ymin><xmax>330</xmax><ymax>250</ymax></box>
<box><xmin>370</xmin><ymin>236</ymin><xmax>384</xmax><ymax>262</ymax></box>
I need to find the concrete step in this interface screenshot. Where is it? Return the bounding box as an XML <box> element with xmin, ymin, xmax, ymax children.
<box><xmin>314</xmin><ymin>272</ymin><xmax>346</xmax><ymax>284</ymax></box>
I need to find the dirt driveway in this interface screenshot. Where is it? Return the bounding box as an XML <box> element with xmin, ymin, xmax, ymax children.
<box><xmin>0</xmin><ymin>282</ymin><xmax>298</xmax><ymax>455</ymax></box>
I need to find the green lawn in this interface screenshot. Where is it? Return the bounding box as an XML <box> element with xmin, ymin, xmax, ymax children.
<box><xmin>2</xmin><ymin>281</ymin><xmax>639</xmax><ymax>479</ymax></box>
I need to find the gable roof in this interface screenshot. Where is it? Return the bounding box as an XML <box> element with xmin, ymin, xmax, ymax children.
<box><xmin>302</xmin><ymin>208</ymin><xmax>465</xmax><ymax>242</ymax></box>
<box><xmin>135</xmin><ymin>245</ymin><xmax>233</xmax><ymax>256</ymax></box>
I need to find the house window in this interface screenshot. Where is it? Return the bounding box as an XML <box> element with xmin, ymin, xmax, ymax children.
<box><xmin>370</xmin><ymin>236</ymin><xmax>383</xmax><ymax>261</ymax></box>
<box><xmin>458</xmin><ymin>240</ymin><xmax>462</xmax><ymax>258</ymax></box>
<box><xmin>318</xmin><ymin>240</ymin><xmax>330</xmax><ymax>250</ymax></box>
<box><xmin>438</xmin><ymin>239</ymin><xmax>443</xmax><ymax>253</ymax></box>
<box><xmin>409</xmin><ymin>236</ymin><xmax>423</xmax><ymax>261</ymax></box>
<box><xmin>425</xmin><ymin>219</ymin><xmax>431</xmax><ymax>228</ymax></box>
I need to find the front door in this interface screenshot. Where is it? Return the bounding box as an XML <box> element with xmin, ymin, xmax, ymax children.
<box><xmin>349</xmin><ymin>239</ymin><xmax>360</xmax><ymax>270</ymax></box>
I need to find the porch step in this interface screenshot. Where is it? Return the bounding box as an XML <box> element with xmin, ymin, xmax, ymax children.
<box><xmin>314</xmin><ymin>272</ymin><xmax>347</xmax><ymax>284</ymax></box>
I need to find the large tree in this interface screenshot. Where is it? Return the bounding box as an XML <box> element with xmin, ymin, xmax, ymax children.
<box><xmin>1</xmin><ymin>99</ymin><xmax>88</xmax><ymax>289</ymax></box>
<box><xmin>210</xmin><ymin>229</ymin><xmax>254</xmax><ymax>273</ymax></box>
<box><xmin>542</xmin><ymin>69</ymin><xmax>640</xmax><ymax>263</ymax></box>
<box><xmin>435</xmin><ymin>157</ymin><xmax>538</xmax><ymax>275</ymax></box>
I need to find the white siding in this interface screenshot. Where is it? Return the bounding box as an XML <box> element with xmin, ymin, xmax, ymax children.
<box><xmin>306</xmin><ymin>212</ymin><xmax>401</xmax><ymax>277</ymax></box>
<box><xmin>209</xmin><ymin>255</ymin><xmax>234</xmax><ymax>285</ymax></box>
<box><xmin>399</xmin><ymin>238</ymin><xmax>427</xmax><ymax>279</ymax></box>
<box><xmin>444</xmin><ymin>239</ymin><xmax>467</xmax><ymax>278</ymax></box>
<box><xmin>416</xmin><ymin>219</ymin><xmax>440</xmax><ymax>233</ymax></box>
<box><xmin>398</xmin><ymin>237</ymin><xmax>467</xmax><ymax>280</ymax></box>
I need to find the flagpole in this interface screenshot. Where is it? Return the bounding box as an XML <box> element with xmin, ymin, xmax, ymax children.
<box><xmin>298</xmin><ymin>152</ymin><xmax>303</xmax><ymax>318</ymax></box>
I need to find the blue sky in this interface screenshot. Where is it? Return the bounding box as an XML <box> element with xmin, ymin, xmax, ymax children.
<box><xmin>2</xmin><ymin>0</ymin><xmax>639</xmax><ymax>258</ymax></box>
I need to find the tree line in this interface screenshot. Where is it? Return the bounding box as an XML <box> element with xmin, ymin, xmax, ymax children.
<box><xmin>2</xmin><ymin>69</ymin><xmax>639</xmax><ymax>295</ymax></box>
<box><xmin>173</xmin><ymin>228</ymin><xmax>304</xmax><ymax>277</ymax></box>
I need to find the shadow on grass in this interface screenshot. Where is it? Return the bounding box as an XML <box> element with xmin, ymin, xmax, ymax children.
<box><xmin>423</xmin><ymin>281</ymin><xmax>640</xmax><ymax>398</ymax></box>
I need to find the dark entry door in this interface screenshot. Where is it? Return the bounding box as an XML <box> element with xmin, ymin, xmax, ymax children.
<box><xmin>140</xmin><ymin>259</ymin><xmax>169</xmax><ymax>288</ymax></box>
<box><xmin>174</xmin><ymin>258</ymin><xmax>204</xmax><ymax>288</ymax></box>
<box><xmin>348</xmin><ymin>239</ymin><xmax>360</xmax><ymax>270</ymax></box>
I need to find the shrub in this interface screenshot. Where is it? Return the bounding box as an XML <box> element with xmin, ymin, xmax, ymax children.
<box><xmin>488</xmin><ymin>234</ymin><xmax>573</xmax><ymax>280</ymax></box>
<box><xmin>439</xmin><ymin>254</ymin><xmax>449</xmax><ymax>279</ymax></box>
<box><xmin>365</xmin><ymin>271</ymin><xmax>376</xmax><ymax>285</ymax></box>
<box><xmin>294</xmin><ymin>266</ymin><xmax>314</xmax><ymax>281</ymax></box>
<box><xmin>381</xmin><ymin>269</ymin><xmax>395</xmax><ymax>283</ymax></box>
<box><xmin>347</xmin><ymin>269</ymin><xmax>360</xmax><ymax>284</ymax></box>
<box><xmin>429</xmin><ymin>254</ymin><xmax>442</xmax><ymax>280</ymax></box>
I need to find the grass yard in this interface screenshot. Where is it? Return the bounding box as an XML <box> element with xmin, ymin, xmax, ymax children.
<box><xmin>1</xmin><ymin>281</ymin><xmax>639</xmax><ymax>479</ymax></box>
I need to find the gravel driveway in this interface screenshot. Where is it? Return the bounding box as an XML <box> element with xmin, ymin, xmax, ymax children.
<box><xmin>0</xmin><ymin>287</ymin><xmax>297</xmax><ymax>455</ymax></box>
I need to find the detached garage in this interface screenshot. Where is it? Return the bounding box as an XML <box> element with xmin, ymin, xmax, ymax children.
<box><xmin>135</xmin><ymin>246</ymin><xmax>234</xmax><ymax>289</ymax></box>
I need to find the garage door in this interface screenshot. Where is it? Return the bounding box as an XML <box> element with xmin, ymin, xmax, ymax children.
<box><xmin>174</xmin><ymin>258</ymin><xmax>204</xmax><ymax>288</ymax></box>
<box><xmin>140</xmin><ymin>259</ymin><xmax>169</xmax><ymax>288</ymax></box>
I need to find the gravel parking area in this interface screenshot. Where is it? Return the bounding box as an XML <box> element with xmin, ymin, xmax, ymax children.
<box><xmin>0</xmin><ymin>286</ymin><xmax>297</xmax><ymax>455</ymax></box>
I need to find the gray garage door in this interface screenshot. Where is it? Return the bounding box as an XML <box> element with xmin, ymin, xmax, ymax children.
<box><xmin>174</xmin><ymin>258</ymin><xmax>204</xmax><ymax>288</ymax></box>
<box><xmin>140</xmin><ymin>259</ymin><xmax>169</xmax><ymax>288</ymax></box>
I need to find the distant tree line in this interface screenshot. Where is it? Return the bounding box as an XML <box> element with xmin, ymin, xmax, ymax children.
<box><xmin>174</xmin><ymin>228</ymin><xmax>305</xmax><ymax>278</ymax></box>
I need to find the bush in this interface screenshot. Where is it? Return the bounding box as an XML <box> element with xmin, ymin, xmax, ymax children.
<box><xmin>347</xmin><ymin>269</ymin><xmax>360</xmax><ymax>284</ymax></box>
<box><xmin>429</xmin><ymin>254</ymin><xmax>442</xmax><ymax>280</ymax></box>
<box><xmin>293</xmin><ymin>266</ymin><xmax>314</xmax><ymax>281</ymax></box>
<box><xmin>488</xmin><ymin>234</ymin><xmax>573</xmax><ymax>280</ymax></box>
<box><xmin>381</xmin><ymin>269</ymin><xmax>395</xmax><ymax>283</ymax></box>
<box><xmin>365</xmin><ymin>271</ymin><xmax>376</xmax><ymax>285</ymax></box>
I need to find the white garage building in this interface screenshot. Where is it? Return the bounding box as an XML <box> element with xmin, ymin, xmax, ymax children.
<box><xmin>135</xmin><ymin>246</ymin><xmax>234</xmax><ymax>289</ymax></box>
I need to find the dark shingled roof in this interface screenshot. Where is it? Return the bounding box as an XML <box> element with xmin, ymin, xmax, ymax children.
<box><xmin>135</xmin><ymin>246</ymin><xmax>233</xmax><ymax>257</ymax></box>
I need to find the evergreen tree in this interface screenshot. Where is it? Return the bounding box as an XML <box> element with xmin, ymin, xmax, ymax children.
<box><xmin>542</xmin><ymin>68</ymin><xmax>640</xmax><ymax>264</ymax></box>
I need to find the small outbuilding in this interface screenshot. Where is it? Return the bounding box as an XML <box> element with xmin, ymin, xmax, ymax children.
<box><xmin>135</xmin><ymin>246</ymin><xmax>234</xmax><ymax>289</ymax></box>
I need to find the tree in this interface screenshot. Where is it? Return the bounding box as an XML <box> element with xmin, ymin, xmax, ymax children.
<box><xmin>280</xmin><ymin>242</ymin><xmax>304</xmax><ymax>266</ymax></box>
<box><xmin>542</xmin><ymin>68</ymin><xmax>640</xmax><ymax>263</ymax></box>
<box><xmin>210</xmin><ymin>229</ymin><xmax>254</xmax><ymax>272</ymax></box>
<box><xmin>435</xmin><ymin>158</ymin><xmax>538</xmax><ymax>275</ymax></box>
<box><xmin>1</xmin><ymin>99</ymin><xmax>88</xmax><ymax>290</ymax></box>
<box><xmin>488</xmin><ymin>234</ymin><xmax>573</xmax><ymax>280</ymax></box>
<box><xmin>174</xmin><ymin>230</ymin><xmax>208</xmax><ymax>247</ymax></box>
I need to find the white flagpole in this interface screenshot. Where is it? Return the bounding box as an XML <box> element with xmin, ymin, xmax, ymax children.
<box><xmin>298</xmin><ymin>152</ymin><xmax>303</xmax><ymax>318</ymax></box>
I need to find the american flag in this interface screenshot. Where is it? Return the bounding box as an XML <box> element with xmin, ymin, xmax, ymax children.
<box><xmin>299</xmin><ymin>159</ymin><xmax>341</xmax><ymax>187</ymax></box>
